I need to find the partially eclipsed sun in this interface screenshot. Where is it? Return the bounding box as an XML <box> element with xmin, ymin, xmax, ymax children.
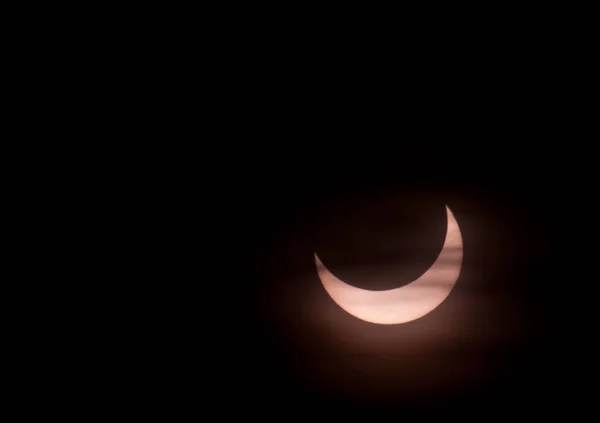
<box><xmin>315</xmin><ymin>206</ymin><xmax>463</xmax><ymax>324</ymax></box>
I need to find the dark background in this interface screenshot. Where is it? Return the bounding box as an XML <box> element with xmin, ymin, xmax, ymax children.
<box><xmin>29</xmin><ymin>22</ymin><xmax>593</xmax><ymax>417</ymax></box>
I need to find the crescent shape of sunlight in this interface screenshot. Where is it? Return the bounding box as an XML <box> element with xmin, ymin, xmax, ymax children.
<box><xmin>315</xmin><ymin>206</ymin><xmax>463</xmax><ymax>324</ymax></box>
